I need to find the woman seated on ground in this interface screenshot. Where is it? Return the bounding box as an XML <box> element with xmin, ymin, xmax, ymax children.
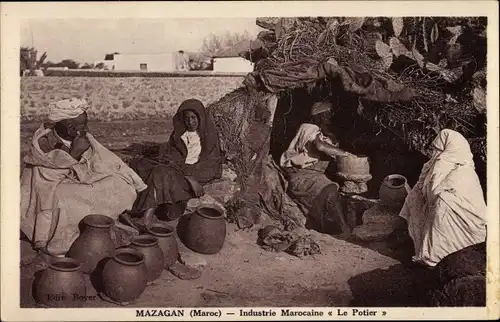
<box><xmin>399</xmin><ymin>129</ymin><xmax>487</xmax><ymax>267</ymax></box>
<box><xmin>121</xmin><ymin>99</ymin><xmax>223</xmax><ymax>230</ymax></box>
<box><xmin>280</xmin><ymin>101</ymin><xmax>353</xmax><ymax>238</ymax></box>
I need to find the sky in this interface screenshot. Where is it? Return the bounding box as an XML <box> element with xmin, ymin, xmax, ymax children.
<box><xmin>20</xmin><ymin>18</ymin><xmax>263</xmax><ymax>64</ymax></box>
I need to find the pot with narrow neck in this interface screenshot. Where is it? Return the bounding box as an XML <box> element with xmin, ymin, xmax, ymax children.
<box><xmin>130</xmin><ymin>235</ymin><xmax>164</xmax><ymax>283</ymax></box>
<box><xmin>147</xmin><ymin>224</ymin><xmax>178</xmax><ymax>269</ymax></box>
<box><xmin>101</xmin><ymin>248</ymin><xmax>148</xmax><ymax>304</ymax></box>
<box><xmin>181</xmin><ymin>204</ymin><xmax>226</xmax><ymax>254</ymax></box>
<box><xmin>33</xmin><ymin>257</ymin><xmax>86</xmax><ymax>308</ymax></box>
<box><xmin>66</xmin><ymin>214</ymin><xmax>116</xmax><ymax>274</ymax></box>
<box><xmin>379</xmin><ymin>174</ymin><xmax>411</xmax><ymax>210</ymax></box>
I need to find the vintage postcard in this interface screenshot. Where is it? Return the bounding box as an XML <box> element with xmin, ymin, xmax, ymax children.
<box><xmin>1</xmin><ymin>1</ymin><xmax>499</xmax><ymax>321</ymax></box>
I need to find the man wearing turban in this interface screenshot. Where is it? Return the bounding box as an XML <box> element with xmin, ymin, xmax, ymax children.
<box><xmin>21</xmin><ymin>98</ymin><xmax>147</xmax><ymax>260</ymax></box>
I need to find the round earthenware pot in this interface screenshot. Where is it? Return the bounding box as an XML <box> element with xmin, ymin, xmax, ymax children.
<box><xmin>147</xmin><ymin>224</ymin><xmax>179</xmax><ymax>269</ymax></box>
<box><xmin>33</xmin><ymin>257</ymin><xmax>86</xmax><ymax>308</ymax></box>
<box><xmin>66</xmin><ymin>215</ymin><xmax>116</xmax><ymax>274</ymax></box>
<box><xmin>101</xmin><ymin>248</ymin><xmax>148</xmax><ymax>303</ymax></box>
<box><xmin>379</xmin><ymin>174</ymin><xmax>411</xmax><ymax>210</ymax></box>
<box><xmin>130</xmin><ymin>235</ymin><xmax>164</xmax><ymax>283</ymax></box>
<box><xmin>182</xmin><ymin>204</ymin><xmax>226</xmax><ymax>255</ymax></box>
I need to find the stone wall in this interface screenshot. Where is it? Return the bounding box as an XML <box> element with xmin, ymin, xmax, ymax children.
<box><xmin>20</xmin><ymin>74</ymin><xmax>245</xmax><ymax>122</ymax></box>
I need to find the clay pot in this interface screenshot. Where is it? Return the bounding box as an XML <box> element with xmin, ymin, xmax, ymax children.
<box><xmin>101</xmin><ymin>248</ymin><xmax>148</xmax><ymax>303</ymax></box>
<box><xmin>147</xmin><ymin>224</ymin><xmax>179</xmax><ymax>269</ymax></box>
<box><xmin>130</xmin><ymin>235</ymin><xmax>164</xmax><ymax>283</ymax></box>
<box><xmin>379</xmin><ymin>174</ymin><xmax>411</xmax><ymax>209</ymax></box>
<box><xmin>66</xmin><ymin>215</ymin><xmax>116</xmax><ymax>274</ymax></box>
<box><xmin>182</xmin><ymin>204</ymin><xmax>226</xmax><ymax>254</ymax></box>
<box><xmin>337</xmin><ymin>154</ymin><xmax>370</xmax><ymax>175</ymax></box>
<box><xmin>33</xmin><ymin>257</ymin><xmax>86</xmax><ymax>308</ymax></box>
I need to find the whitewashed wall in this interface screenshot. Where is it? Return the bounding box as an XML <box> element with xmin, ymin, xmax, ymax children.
<box><xmin>213</xmin><ymin>57</ymin><xmax>254</xmax><ymax>73</ymax></box>
<box><xmin>111</xmin><ymin>53</ymin><xmax>177</xmax><ymax>71</ymax></box>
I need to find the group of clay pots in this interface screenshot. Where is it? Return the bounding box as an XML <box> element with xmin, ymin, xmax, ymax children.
<box><xmin>336</xmin><ymin>154</ymin><xmax>412</xmax><ymax>208</ymax></box>
<box><xmin>33</xmin><ymin>203</ymin><xmax>227</xmax><ymax>307</ymax></box>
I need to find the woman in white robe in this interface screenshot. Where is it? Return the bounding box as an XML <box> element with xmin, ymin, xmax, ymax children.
<box><xmin>399</xmin><ymin>129</ymin><xmax>487</xmax><ymax>267</ymax></box>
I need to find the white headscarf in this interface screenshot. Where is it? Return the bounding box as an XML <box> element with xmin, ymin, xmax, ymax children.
<box><xmin>400</xmin><ymin>128</ymin><xmax>487</xmax><ymax>266</ymax></box>
<box><xmin>420</xmin><ymin>129</ymin><xmax>475</xmax><ymax>199</ymax></box>
<box><xmin>48</xmin><ymin>98</ymin><xmax>89</xmax><ymax>123</ymax></box>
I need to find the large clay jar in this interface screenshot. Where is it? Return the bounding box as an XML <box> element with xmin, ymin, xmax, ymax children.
<box><xmin>182</xmin><ymin>204</ymin><xmax>226</xmax><ymax>254</ymax></box>
<box><xmin>147</xmin><ymin>224</ymin><xmax>179</xmax><ymax>269</ymax></box>
<box><xmin>33</xmin><ymin>257</ymin><xmax>86</xmax><ymax>308</ymax></box>
<box><xmin>379</xmin><ymin>174</ymin><xmax>411</xmax><ymax>210</ymax></box>
<box><xmin>66</xmin><ymin>214</ymin><xmax>116</xmax><ymax>274</ymax></box>
<box><xmin>130</xmin><ymin>235</ymin><xmax>164</xmax><ymax>283</ymax></box>
<box><xmin>101</xmin><ymin>248</ymin><xmax>148</xmax><ymax>304</ymax></box>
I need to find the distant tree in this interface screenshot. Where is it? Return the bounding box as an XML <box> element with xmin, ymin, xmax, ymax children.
<box><xmin>200</xmin><ymin>30</ymin><xmax>252</xmax><ymax>59</ymax></box>
<box><xmin>80</xmin><ymin>63</ymin><xmax>94</xmax><ymax>69</ymax></box>
<box><xmin>188</xmin><ymin>52</ymin><xmax>213</xmax><ymax>70</ymax></box>
<box><xmin>20</xmin><ymin>47</ymin><xmax>47</xmax><ymax>76</ymax></box>
<box><xmin>95</xmin><ymin>62</ymin><xmax>106</xmax><ymax>70</ymax></box>
<box><xmin>56</xmin><ymin>59</ymin><xmax>80</xmax><ymax>69</ymax></box>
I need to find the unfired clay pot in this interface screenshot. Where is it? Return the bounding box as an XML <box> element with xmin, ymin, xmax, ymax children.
<box><xmin>337</xmin><ymin>154</ymin><xmax>370</xmax><ymax>175</ymax></box>
<box><xmin>130</xmin><ymin>235</ymin><xmax>164</xmax><ymax>283</ymax></box>
<box><xmin>33</xmin><ymin>257</ymin><xmax>86</xmax><ymax>308</ymax></box>
<box><xmin>147</xmin><ymin>224</ymin><xmax>179</xmax><ymax>269</ymax></box>
<box><xmin>182</xmin><ymin>204</ymin><xmax>226</xmax><ymax>254</ymax></box>
<box><xmin>66</xmin><ymin>214</ymin><xmax>116</xmax><ymax>274</ymax></box>
<box><xmin>101</xmin><ymin>248</ymin><xmax>148</xmax><ymax>303</ymax></box>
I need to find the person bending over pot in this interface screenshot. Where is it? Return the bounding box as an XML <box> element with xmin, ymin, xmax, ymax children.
<box><xmin>20</xmin><ymin>98</ymin><xmax>147</xmax><ymax>258</ymax></box>
<box><xmin>121</xmin><ymin>99</ymin><xmax>223</xmax><ymax>230</ymax></box>
<box><xmin>399</xmin><ymin>129</ymin><xmax>487</xmax><ymax>267</ymax></box>
<box><xmin>280</xmin><ymin>101</ymin><xmax>353</xmax><ymax>238</ymax></box>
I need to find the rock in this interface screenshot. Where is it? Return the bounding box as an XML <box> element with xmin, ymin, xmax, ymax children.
<box><xmin>179</xmin><ymin>251</ymin><xmax>207</xmax><ymax>269</ymax></box>
<box><xmin>362</xmin><ymin>204</ymin><xmax>403</xmax><ymax>225</ymax></box>
<box><xmin>353</xmin><ymin>220</ymin><xmax>404</xmax><ymax>242</ymax></box>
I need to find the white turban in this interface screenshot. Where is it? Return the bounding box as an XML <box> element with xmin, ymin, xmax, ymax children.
<box><xmin>311</xmin><ymin>101</ymin><xmax>332</xmax><ymax>116</ymax></box>
<box><xmin>48</xmin><ymin>98</ymin><xmax>89</xmax><ymax>123</ymax></box>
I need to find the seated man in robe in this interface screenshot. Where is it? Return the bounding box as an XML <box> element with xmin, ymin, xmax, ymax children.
<box><xmin>21</xmin><ymin>98</ymin><xmax>147</xmax><ymax>258</ymax></box>
<box><xmin>280</xmin><ymin>101</ymin><xmax>353</xmax><ymax>238</ymax></box>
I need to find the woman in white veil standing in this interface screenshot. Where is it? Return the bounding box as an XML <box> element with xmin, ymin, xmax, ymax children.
<box><xmin>399</xmin><ymin>129</ymin><xmax>487</xmax><ymax>267</ymax></box>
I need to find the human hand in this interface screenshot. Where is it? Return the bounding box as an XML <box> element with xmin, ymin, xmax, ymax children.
<box><xmin>70</xmin><ymin>131</ymin><xmax>90</xmax><ymax>158</ymax></box>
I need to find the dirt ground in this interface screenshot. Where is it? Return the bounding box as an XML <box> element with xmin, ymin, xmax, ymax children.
<box><xmin>20</xmin><ymin>120</ymin><xmax>435</xmax><ymax>308</ymax></box>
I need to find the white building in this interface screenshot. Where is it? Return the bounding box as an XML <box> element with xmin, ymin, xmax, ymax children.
<box><xmin>212</xmin><ymin>40</ymin><xmax>254</xmax><ymax>73</ymax></box>
<box><xmin>99</xmin><ymin>52</ymin><xmax>189</xmax><ymax>72</ymax></box>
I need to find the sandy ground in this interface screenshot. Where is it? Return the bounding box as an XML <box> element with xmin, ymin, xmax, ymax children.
<box><xmin>19</xmin><ymin>120</ymin><xmax>434</xmax><ymax>308</ymax></box>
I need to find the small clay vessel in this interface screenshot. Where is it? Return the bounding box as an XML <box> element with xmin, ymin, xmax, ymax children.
<box><xmin>130</xmin><ymin>235</ymin><xmax>164</xmax><ymax>283</ymax></box>
<box><xmin>33</xmin><ymin>257</ymin><xmax>86</xmax><ymax>308</ymax></box>
<box><xmin>147</xmin><ymin>224</ymin><xmax>179</xmax><ymax>269</ymax></box>
<box><xmin>66</xmin><ymin>214</ymin><xmax>116</xmax><ymax>274</ymax></box>
<box><xmin>379</xmin><ymin>174</ymin><xmax>411</xmax><ymax>210</ymax></box>
<box><xmin>101</xmin><ymin>248</ymin><xmax>148</xmax><ymax>304</ymax></box>
<box><xmin>182</xmin><ymin>204</ymin><xmax>226</xmax><ymax>254</ymax></box>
